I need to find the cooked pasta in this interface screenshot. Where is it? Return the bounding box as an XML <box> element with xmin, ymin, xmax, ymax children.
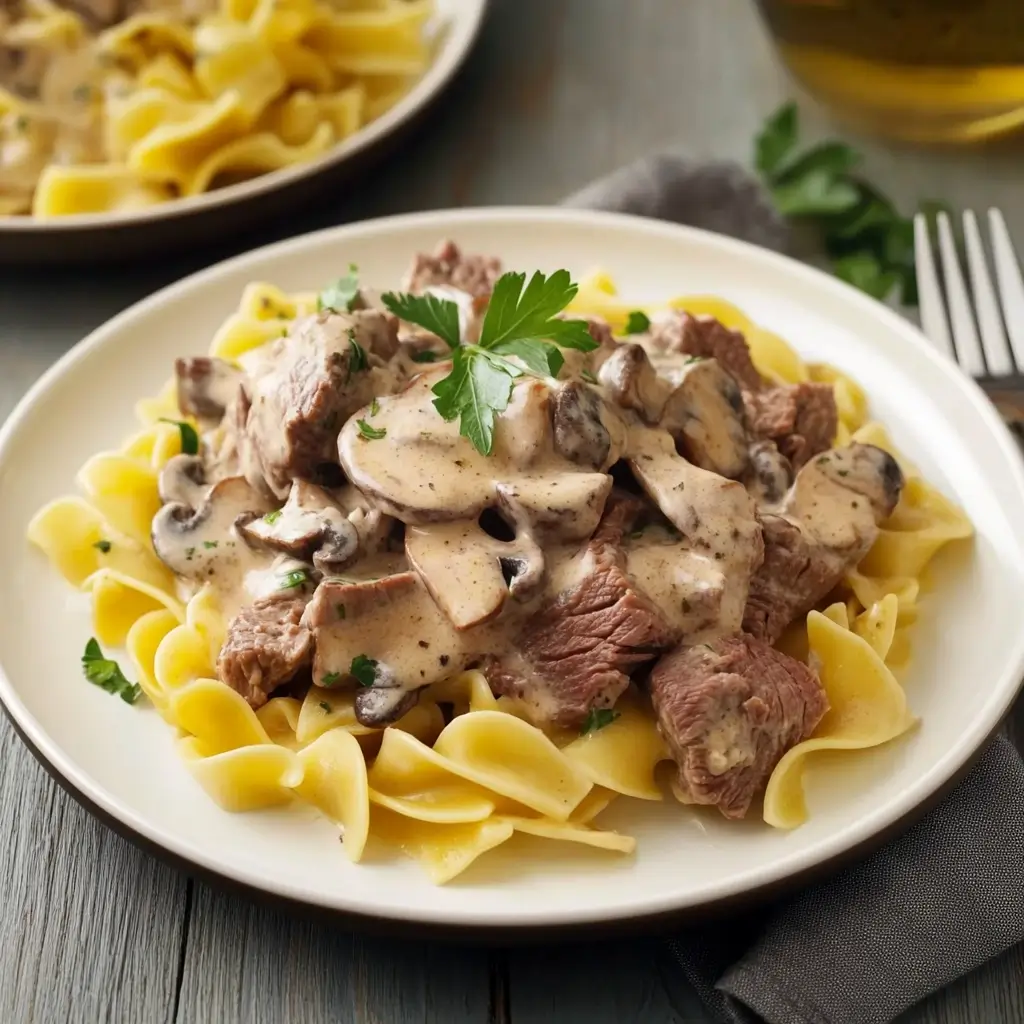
<box><xmin>0</xmin><ymin>0</ymin><xmax>435</xmax><ymax>217</ymax></box>
<box><xmin>27</xmin><ymin>242</ymin><xmax>973</xmax><ymax>883</ymax></box>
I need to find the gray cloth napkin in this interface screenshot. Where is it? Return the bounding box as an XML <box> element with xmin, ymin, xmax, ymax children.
<box><xmin>563</xmin><ymin>153</ymin><xmax>1024</xmax><ymax>1024</ymax></box>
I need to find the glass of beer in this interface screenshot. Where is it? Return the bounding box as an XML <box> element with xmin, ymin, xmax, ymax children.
<box><xmin>756</xmin><ymin>0</ymin><xmax>1024</xmax><ymax>143</ymax></box>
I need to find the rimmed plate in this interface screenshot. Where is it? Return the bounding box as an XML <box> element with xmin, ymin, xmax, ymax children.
<box><xmin>2</xmin><ymin>208</ymin><xmax>1023</xmax><ymax>933</ymax></box>
<box><xmin>0</xmin><ymin>0</ymin><xmax>488</xmax><ymax>266</ymax></box>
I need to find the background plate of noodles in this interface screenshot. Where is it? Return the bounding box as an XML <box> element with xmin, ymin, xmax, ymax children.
<box><xmin>0</xmin><ymin>0</ymin><xmax>487</xmax><ymax>263</ymax></box>
<box><xmin>0</xmin><ymin>207</ymin><xmax>1022</xmax><ymax>932</ymax></box>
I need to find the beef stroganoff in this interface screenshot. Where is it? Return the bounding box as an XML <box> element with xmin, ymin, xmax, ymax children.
<box><xmin>28</xmin><ymin>241</ymin><xmax>973</xmax><ymax>882</ymax></box>
<box><xmin>0</xmin><ymin>0</ymin><xmax>434</xmax><ymax>217</ymax></box>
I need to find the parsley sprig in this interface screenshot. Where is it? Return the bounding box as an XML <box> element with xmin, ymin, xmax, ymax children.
<box><xmin>382</xmin><ymin>270</ymin><xmax>597</xmax><ymax>455</ymax></box>
<box><xmin>81</xmin><ymin>638</ymin><xmax>141</xmax><ymax>704</ymax></box>
<box><xmin>754</xmin><ymin>103</ymin><xmax>948</xmax><ymax>306</ymax></box>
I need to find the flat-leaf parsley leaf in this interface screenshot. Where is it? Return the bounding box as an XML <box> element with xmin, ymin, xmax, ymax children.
<box><xmin>357</xmin><ymin>419</ymin><xmax>386</xmax><ymax>440</ymax></box>
<box><xmin>160</xmin><ymin>418</ymin><xmax>199</xmax><ymax>455</ymax></box>
<box><xmin>350</xmin><ymin>654</ymin><xmax>378</xmax><ymax>687</ymax></box>
<box><xmin>82</xmin><ymin>638</ymin><xmax>141</xmax><ymax>704</ymax></box>
<box><xmin>581</xmin><ymin>707</ymin><xmax>619</xmax><ymax>734</ymax></box>
<box><xmin>624</xmin><ymin>310</ymin><xmax>651</xmax><ymax>334</ymax></box>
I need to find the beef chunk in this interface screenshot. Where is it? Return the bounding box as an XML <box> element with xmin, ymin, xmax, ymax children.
<box><xmin>650</xmin><ymin>312</ymin><xmax>764</xmax><ymax>393</ymax></box>
<box><xmin>403</xmin><ymin>239</ymin><xmax>502</xmax><ymax>300</ymax></box>
<box><xmin>483</xmin><ymin>496</ymin><xmax>679</xmax><ymax>728</ymax></box>
<box><xmin>745</xmin><ymin>381</ymin><xmax>838</xmax><ymax>469</ymax></box>
<box><xmin>242</xmin><ymin>310</ymin><xmax>397</xmax><ymax>498</ymax></box>
<box><xmin>743</xmin><ymin>443</ymin><xmax>904</xmax><ymax>641</ymax></box>
<box><xmin>175</xmin><ymin>357</ymin><xmax>243</xmax><ymax>424</ymax></box>
<box><xmin>649</xmin><ymin>311</ymin><xmax>838</xmax><ymax>469</ymax></box>
<box><xmin>650</xmin><ymin>634</ymin><xmax>828</xmax><ymax>819</ymax></box>
<box><xmin>217</xmin><ymin>593</ymin><xmax>313</xmax><ymax>708</ymax></box>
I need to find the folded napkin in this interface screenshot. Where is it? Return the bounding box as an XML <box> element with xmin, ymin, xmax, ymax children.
<box><xmin>563</xmin><ymin>154</ymin><xmax>1024</xmax><ymax>1024</ymax></box>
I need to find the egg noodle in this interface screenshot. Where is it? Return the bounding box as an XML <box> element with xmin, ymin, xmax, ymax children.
<box><xmin>0</xmin><ymin>0</ymin><xmax>434</xmax><ymax>217</ymax></box>
<box><xmin>27</xmin><ymin>271</ymin><xmax>973</xmax><ymax>883</ymax></box>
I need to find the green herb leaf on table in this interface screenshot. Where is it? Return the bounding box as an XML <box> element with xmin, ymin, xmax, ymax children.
<box><xmin>382</xmin><ymin>291</ymin><xmax>461</xmax><ymax>349</ymax></box>
<box><xmin>357</xmin><ymin>419</ymin><xmax>387</xmax><ymax>440</ymax></box>
<box><xmin>753</xmin><ymin>102</ymin><xmax>947</xmax><ymax>308</ymax></box>
<box><xmin>624</xmin><ymin>310</ymin><xmax>651</xmax><ymax>335</ymax></box>
<box><xmin>318</xmin><ymin>264</ymin><xmax>360</xmax><ymax>313</ymax></box>
<box><xmin>81</xmin><ymin>638</ymin><xmax>141</xmax><ymax>704</ymax></box>
<box><xmin>350</xmin><ymin>655</ymin><xmax>378</xmax><ymax>687</ymax></box>
<box><xmin>159</xmin><ymin>419</ymin><xmax>199</xmax><ymax>455</ymax></box>
<box><xmin>581</xmin><ymin>707</ymin><xmax>620</xmax><ymax>735</ymax></box>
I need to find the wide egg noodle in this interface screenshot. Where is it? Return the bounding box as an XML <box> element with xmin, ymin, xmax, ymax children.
<box><xmin>763</xmin><ymin>610</ymin><xmax>916</xmax><ymax>830</ymax></box>
<box><xmin>180</xmin><ymin>736</ymin><xmax>304</xmax><ymax>812</ymax></box>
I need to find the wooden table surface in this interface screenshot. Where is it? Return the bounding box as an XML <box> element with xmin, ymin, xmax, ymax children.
<box><xmin>2</xmin><ymin>2</ymin><xmax>1023</xmax><ymax>1021</ymax></box>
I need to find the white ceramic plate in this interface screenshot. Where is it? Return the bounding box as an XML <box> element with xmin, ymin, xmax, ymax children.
<box><xmin>0</xmin><ymin>0</ymin><xmax>488</xmax><ymax>265</ymax></box>
<box><xmin>2</xmin><ymin>208</ymin><xmax>1023</xmax><ymax>932</ymax></box>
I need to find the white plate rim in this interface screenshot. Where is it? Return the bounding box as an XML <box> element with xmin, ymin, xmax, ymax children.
<box><xmin>2</xmin><ymin>205</ymin><xmax>1024</xmax><ymax>929</ymax></box>
<box><xmin>0</xmin><ymin>0</ymin><xmax>489</xmax><ymax>234</ymax></box>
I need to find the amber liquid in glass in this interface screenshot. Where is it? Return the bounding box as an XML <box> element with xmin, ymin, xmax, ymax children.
<box><xmin>757</xmin><ymin>0</ymin><xmax>1024</xmax><ymax>143</ymax></box>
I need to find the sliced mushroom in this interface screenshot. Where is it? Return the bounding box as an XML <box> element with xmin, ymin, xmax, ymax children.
<box><xmin>550</xmin><ymin>381</ymin><xmax>623</xmax><ymax>470</ymax></box>
<box><xmin>238</xmin><ymin>480</ymin><xmax>360</xmax><ymax>574</ymax></box>
<box><xmin>743</xmin><ymin>440</ymin><xmax>793</xmax><ymax>507</ymax></box>
<box><xmin>304</xmin><ymin>572</ymin><xmax>476</xmax><ymax>726</ymax></box>
<box><xmin>151</xmin><ymin>476</ymin><xmax>270</xmax><ymax>578</ymax></box>
<box><xmin>405</xmin><ymin>519</ymin><xmax>546</xmax><ymax>630</ymax></box>
<box><xmin>158</xmin><ymin>454</ymin><xmax>208</xmax><ymax>507</ymax></box>
<box><xmin>175</xmin><ymin>357</ymin><xmax>244</xmax><ymax>425</ymax></box>
<box><xmin>339</xmin><ymin>370</ymin><xmax>613</xmax><ymax>541</ymax></box>
<box><xmin>659</xmin><ymin>358</ymin><xmax>749</xmax><ymax>479</ymax></box>
<box><xmin>598</xmin><ymin>342</ymin><xmax>671</xmax><ymax>423</ymax></box>
<box><xmin>627</xmin><ymin>426</ymin><xmax>763</xmax><ymax>634</ymax></box>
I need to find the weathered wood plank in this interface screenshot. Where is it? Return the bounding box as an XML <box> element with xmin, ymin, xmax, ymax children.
<box><xmin>0</xmin><ymin>716</ymin><xmax>188</xmax><ymax>1024</ymax></box>
<box><xmin>175</xmin><ymin>883</ymin><xmax>492</xmax><ymax>1024</ymax></box>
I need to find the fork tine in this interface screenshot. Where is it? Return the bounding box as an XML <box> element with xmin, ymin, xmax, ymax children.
<box><xmin>914</xmin><ymin>213</ymin><xmax>954</xmax><ymax>359</ymax></box>
<box><xmin>963</xmin><ymin>211</ymin><xmax>1014</xmax><ymax>376</ymax></box>
<box><xmin>988</xmin><ymin>209</ymin><xmax>1024</xmax><ymax>372</ymax></box>
<box><xmin>936</xmin><ymin>213</ymin><xmax>985</xmax><ymax>376</ymax></box>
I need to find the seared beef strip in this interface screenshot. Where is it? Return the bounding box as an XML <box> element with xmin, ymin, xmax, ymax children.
<box><xmin>403</xmin><ymin>239</ymin><xmax>502</xmax><ymax>301</ymax></box>
<box><xmin>217</xmin><ymin>593</ymin><xmax>313</xmax><ymax>709</ymax></box>
<box><xmin>241</xmin><ymin>310</ymin><xmax>398</xmax><ymax>498</ymax></box>
<box><xmin>649</xmin><ymin>312</ymin><xmax>838</xmax><ymax>468</ymax></box>
<box><xmin>482</xmin><ymin>496</ymin><xmax>679</xmax><ymax>729</ymax></box>
<box><xmin>650</xmin><ymin>633</ymin><xmax>828</xmax><ymax>819</ymax></box>
<box><xmin>743</xmin><ymin>443</ymin><xmax>904</xmax><ymax>642</ymax></box>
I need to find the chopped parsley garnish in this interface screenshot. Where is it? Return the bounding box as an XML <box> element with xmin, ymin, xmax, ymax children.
<box><xmin>624</xmin><ymin>310</ymin><xmax>651</xmax><ymax>334</ymax></box>
<box><xmin>279</xmin><ymin>568</ymin><xmax>310</xmax><ymax>589</ymax></box>
<box><xmin>319</xmin><ymin>700</ymin><xmax>332</xmax><ymax>712</ymax></box>
<box><xmin>321</xmin><ymin>671</ymin><xmax>342</xmax><ymax>687</ymax></box>
<box><xmin>203</xmin><ymin>540</ymin><xmax>218</xmax><ymax>549</ymax></box>
<box><xmin>317</xmin><ymin>264</ymin><xmax>360</xmax><ymax>313</ymax></box>
<box><xmin>580</xmin><ymin>368</ymin><xmax>598</xmax><ymax>384</ymax></box>
<box><xmin>185</xmin><ymin>546</ymin><xmax>196</xmax><ymax>560</ymax></box>
<box><xmin>159</xmin><ymin>418</ymin><xmax>199</xmax><ymax>455</ymax></box>
<box><xmin>92</xmin><ymin>539</ymin><xmax>111</xmax><ymax>553</ymax></box>
<box><xmin>356</xmin><ymin>419</ymin><xmax>386</xmax><ymax>440</ymax></box>
<box><xmin>263</xmin><ymin>509</ymin><xmax>283</xmax><ymax>525</ymax></box>
<box><xmin>350</xmin><ymin>654</ymin><xmax>378</xmax><ymax>687</ymax></box>
<box><xmin>347</xmin><ymin>330</ymin><xmax>368</xmax><ymax>374</ymax></box>
<box><xmin>411</xmin><ymin>350</ymin><xmax>440</xmax><ymax>363</ymax></box>
<box><xmin>369</xmin><ymin>397</ymin><xmax>380</xmax><ymax>416</ymax></box>
<box><xmin>81</xmin><ymin>638</ymin><xmax>141</xmax><ymax>704</ymax></box>
<box><xmin>382</xmin><ymin>270</ymin><xmax>597</xmax><ymax>455</ymax></box>
<box><xmin>581</xmin><ymin>708</ymin><xmax>619</xmax><ymax>735</ymax></box>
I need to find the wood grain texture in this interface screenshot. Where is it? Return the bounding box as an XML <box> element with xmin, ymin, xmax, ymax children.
<box><xmin>0</xmin><ymin>716</ymin><xmax>188</xmax><ymax>1024</ymax></box>
<box><xmin>1</xmin><ymin>2</ymin><xmax>1023</xmax><ymax>1023</ymax></box>
<box><xmin>175</xmin><ymin>883</ymin><xmax>492</xmax><ymax>1024</ymax></box>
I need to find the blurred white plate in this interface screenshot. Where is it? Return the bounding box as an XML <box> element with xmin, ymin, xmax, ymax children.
<box><xmin>1</xmin><ymin>208</ymin><xmax>1023</xmax><ymax>933</ymax></box>
<box><xmin>0</xmin><ymin>0</ymin><xmax>488</xmax><ymax>265</ymax></box>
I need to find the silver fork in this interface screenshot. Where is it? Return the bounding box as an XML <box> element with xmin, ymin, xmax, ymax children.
<box><xmin>914</xmin><ymin>208</ymin><xmax>1024</xmax><ymax>444</ymax></box>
